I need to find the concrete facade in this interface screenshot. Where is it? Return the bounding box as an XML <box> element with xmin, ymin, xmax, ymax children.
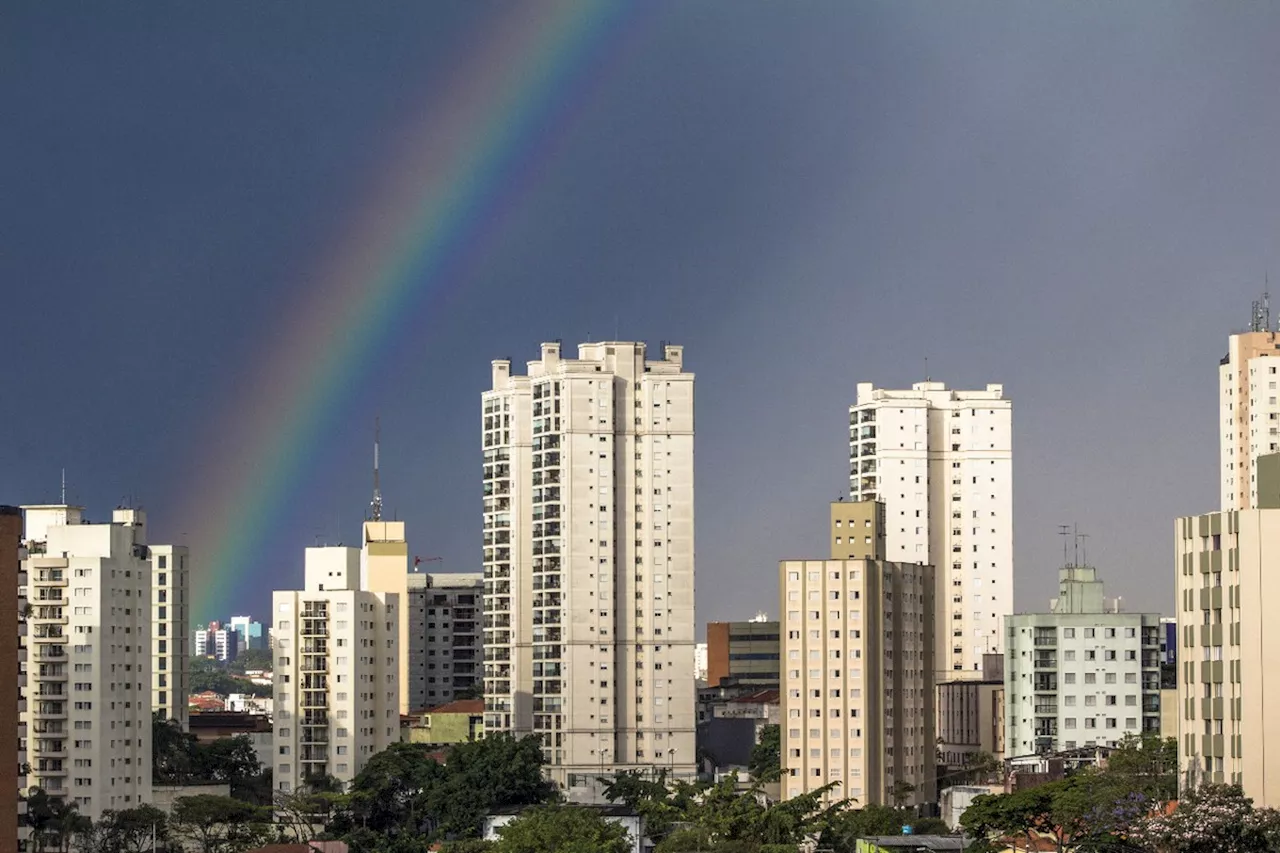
<box><xmin>779</xmin><ymin>558</ymin><xmax>936</xmax><ymax>807</ymax></box>
<box><xmin>1004</xmin><ymin>565</ymin><xmax>1162</xmax><ymax>757</ymax></box>
<box><xmin>20</xmin><ymin>505</ymin><xmax>153</xmax><ymax>821</ymax></box>
<box><xmin>849</xmin><ymin>382</ymin><xmax>1012</xmax><ymax>680</ymax></box>
<box><xmin>1175</xmin><ymin>507</ymin><xmax>1280</xmax><ymax>807</ymax></box>
<box><xmin>937</xmin><ymin>657</ymin><xmax>1005</xmax><ymax>769</ymax></box>
<box><xmin>407</xmin><ymin>571</ymin><xmax>482</xmax><ymax>709</ymax></box>
<box><xmin>829</xmin><ymin>499</ymin><xmax>886</xmax><ymax>561</ymax></box>
<box><xmin>272</xmin><ymin>546</ymin><xmax>399</xmax><ymax>793</ymax></box>
<box><xmin>401</xmin><ymin>698</ymin><xmax>484</xmax><ymax>746</ymax></box>
<box><xmin>482</xmin><ymin>342</ymin><xmax>697</xmax><ymax>794</ymax></box>
<box><xmin>2</xmin><ymin>506</ymin><xmax>23</xmax><ymax>849</ymax></box>
<box><xmin>705</xmin><ymin>618</ymin><xmax>779</xmax><ymax>688</ymax></box>
<box><xmin>1218</xmin><ymin>330</ymin><xmax>1280</xmax><ymax>510</ymax></box>
<box><xmin>150</xmin><ymin>544</ymin><xmax>190</xmax><ymax>728</ymax></box>
<box><xmin>361</xmin><ymin>520</ymin><xmax>411</xmax><ymax>713</ymax></box>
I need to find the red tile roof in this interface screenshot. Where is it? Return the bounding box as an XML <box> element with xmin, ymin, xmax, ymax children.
<box><xmin>413</xmin><ymin>698</ymin><xmax>484</xmax><ymax>715</ymax></box>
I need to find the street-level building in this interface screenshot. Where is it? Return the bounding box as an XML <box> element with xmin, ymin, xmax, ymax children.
<box><xmin>779</xmin><ymin>556</ymin><xmax>936</xmax><ymax>807</ymax></box>
<box><xmin>408</xmin><ymin>571</ymin><xmax>483</xmax><ymax>709</ymax></box>
<box><xmin>272</xmin><ymin>546</ymin><xmax>399</xmax><ymax>793</ymax></box>
<box><xmin>482</xmin><ymin>341</ymin><xmax>697</xmax><ymax>796</ymax></box>
<box><xmin>849</xmin><ymin>382</ymin><xmax>1012</xmax><ymax>679</ymax></box>
<box><xmin>20</xmin><ymin>505</ymin><xmax>153</xmax><ymax>821</ymax></box>
<box><xmin>151</xmin><ymin>545</ymin><xmax>190</xmax><ymax>728</ymax></box>
<box><xmin>1004</xmin><ymin>564</ymin><xmax>1162</xmax><ymax>758</ymax></box>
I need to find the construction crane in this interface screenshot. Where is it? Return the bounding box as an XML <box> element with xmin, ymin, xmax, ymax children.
<box><xmin>413</xmin><ymin>556</ymin><xmax>443</xmax><ymax>571</ymax></box>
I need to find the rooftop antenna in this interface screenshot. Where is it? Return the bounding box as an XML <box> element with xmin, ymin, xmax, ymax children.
<box><xmin>1252</xmin><ymin>285</ymin><xmax>1271</xmax><ymax>333</ymax></box>
<box><xmin>60</xmin><ymin>468</ymin><xmax>66</xmax><ymax>505</ymax></box>
<box><xmin>1072</xmin><ymin>523</ymin><xmax>1080</xmax><ymax>568</ymax></box>
<box><xmin>924</xmin><ymin>356</ymin><xmax>930</xmax><ymax>382</ymax></box>
<box><xmin>371</xmin><ymin>417</ymin><xmax>383</xmax><ymax>522</ymax></box>
<box><xmin>1057</xmin><ymin>525</ymin><xmax>1071</xmax><ymax>566</ymax></box>
<box><xmin>1077</xmin><ymin>532</ymin><xmax>1090</xmax><ymax>567</ymax></box>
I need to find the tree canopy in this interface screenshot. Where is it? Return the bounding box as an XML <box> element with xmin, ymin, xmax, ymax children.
<box><xmin>492</xmin><ymin>805</ymin><xmax>631</xmax><ymax>853</ymax></box>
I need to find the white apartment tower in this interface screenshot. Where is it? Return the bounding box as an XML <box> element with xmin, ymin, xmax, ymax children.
<box><xmin>272</xmin><ymin>546</ymin><xmax>399</xmax><ymax>793</ymax></box>
<box><xmin>20</xmin><ymin>505</ymin><xmax>152</xmax><ymax>821</ymax></box>
<box><xmin>849</xmin><ymin>381</ymin><xmax>1012</xmax><ymax>678</ymax></box>
<box><xmin>150</xmin><ymin>545</ymin><xmax>190</xmax><ymax>728</ymax></box>
<box><xmin>482</xmin><ymin>341</ymin><xmax>696</xmax><ymax>795</ymax></box>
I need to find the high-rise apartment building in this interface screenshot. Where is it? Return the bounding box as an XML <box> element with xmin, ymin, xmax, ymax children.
<box><xmin>272</xmin><ymin>546</ymin><xmax>399</xmax><ymax>793</ymax></box>
<box><xmin>151</xmin><ymin>545</ymin><xmax>190</xmax><ymax>727</ymax></box>
<box><xmin>482</xmin><ymin>341</ymin><xmax>696</xmax><ymax>794</ymax></box>
<box><xmin>2</xmin><ymin>506</ymin><xmax>23</xmax><ymax>848</ymax></box>
<box><xmin>779</xmin><ymin>556</ymin><xmax>936</xmax><ymax>806</ymax></box>
<box><xmin>1218</xmin><ymin>302</ymin><xmax>1280</xmax><ymax>510</ymax></box>
<box><xmin>849</xmin><ymin>381</ymin><xmax>1012</xmax><ymax>678</ymax></box>
<box><xmin>20</xmin><ymin>505</ymin><xmax>152</xmax><ymax>821</ymax></box>
<box><xmin>408</xmin><ymin>572</ymin><xmax>482</xmax><ymax>710</ymax></box>
<box><xmin>1004</xmin><ymin>564</ymin><xmax>1162</xmax><ymax>758</ymax></box>
<box><xmin>362</xmin><ymin>520</ymin><xmax>411</xmax><ymax>713</ymax></box>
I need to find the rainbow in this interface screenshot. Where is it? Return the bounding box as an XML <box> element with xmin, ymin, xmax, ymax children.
<box><xmin>179</xmin><ymin>1</ymin><xmax>637</xmax><ymax>621</ymax></box>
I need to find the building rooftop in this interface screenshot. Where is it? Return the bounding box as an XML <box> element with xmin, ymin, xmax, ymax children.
<box><xmin>414</xmin><ymin>698</ymin><xmax>484</xmax><ymax>716</ymax></box>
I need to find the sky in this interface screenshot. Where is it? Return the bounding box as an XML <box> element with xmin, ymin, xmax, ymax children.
<box><xmin>4</xmin><ymin>2</ymin><xmax>1280</xmax><ymax>627</ymax></box>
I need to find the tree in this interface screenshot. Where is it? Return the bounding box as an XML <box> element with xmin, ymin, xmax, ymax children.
<box><xmin>275</xmin><ymin>776</ymin><xmax>345</xmax><ymax>843</ymax></box>
<box><xmin>492</xmin><ymin>805</ymin><xmax>631</xmax><ymax>853</ymax></box>
<box><xmin>889</xmin><ymin>780</ymin><xmax>916</xmax><ymax>809</ymax></box>
<box><xmin>422</xmin><ymin>734</ymin><xmax>557</xmax><ymax>839</ymax></box>
<box><xmin>170</xmin><ymin>795</ymin><xmax>270</xmax><ymax>853</ymax></box>
<box><xmin>749</xmin><ymin>725</ymin><xmax>781</xmax><ymax>782</ymax></box>
<box><xmin>226</xmin><ymin>648</ymin><xmax>272</xmax><ymax>674</ymax></box>
<box><xmin>1106</xmin><ymin>733</ymin><xmax>1179</xmax><ymax>803</ymax></box>
<box><xmin>24</xmin><ymin>787</ymin><xmax>91</xmax><ymax>853</ymax></box>
<box><xmin>337</xmin><ymin>742</ymin><xmax>447</xmax><ymax>836</ymax></box>
<box><xmin>1128</xmin><ymin>784</ymin><xmax>1280</xmax><ymax>853</ymax></box>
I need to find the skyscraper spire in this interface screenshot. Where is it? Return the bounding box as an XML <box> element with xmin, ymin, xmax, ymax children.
<box><xmin>371</xmin><ymin>417</ymin><xmax>383</xmax><ymax>522</ymax></box>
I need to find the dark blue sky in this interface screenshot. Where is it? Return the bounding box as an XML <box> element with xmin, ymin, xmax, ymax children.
<box><xmin>5</xmin><ymin>2</ymin><xmax>1280</xmax><ymax>626</ymax></box>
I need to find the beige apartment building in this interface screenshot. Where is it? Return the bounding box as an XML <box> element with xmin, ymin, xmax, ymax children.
<box><xmin>150</xmin><ymin>544</ymin><xmax>190</xmax><ymax>728</ymax></box>
<box><xmin>779</xmin><ymin>555</ymin><xmax>936</xmax><ymax>807</ymax></box>
<box><xmin>1219</xmin><ymin>318</ymin><xmax>1280</xmax><ymax>510</ymax></box>
<box><xmin>830</xmin><ymin>499</ymin><xmax>886</xmax><ymax>561</ymax></box>
<box><xmin>482</xmin><ymin>341</ymin><xmax>696</xmax><ymax>798</ymax></box>
<box><xmin>1175</xmin><ymin>485</ymin><xmax>1280</xmax><ymax>808</ymax></box>
<box><xmin>937</xmin><ymin>655</ymin><xmax>1004</xmax><ymax>771</ymax></box>
<box><xmin>362</xmin><ymin>520</ymin><xmax>411</xmax><ymax>713</ymax></box>
<box><xmin>272</xmin><ymin>546</ymin><xmax>400</xmax><ymax>793</ymax></box>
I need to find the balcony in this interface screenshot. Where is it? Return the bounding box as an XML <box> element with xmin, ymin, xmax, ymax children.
<box><xmin>1033</xmin><ymin>631</ymin><xmax>1057</xmax><ymax>647</ymax></box>
<box><xmin>1032</xmin><ymin>674</ymin><xmax>1057</xmax><ymax>692</ymax></box>
<box><xmin>1033</xmin><ymin>653</ymin><xmax>1057</xmax><ymax>668</ymax></box>
<box><xmin>1034</xmin><ymin>702</ymin><xmax>1058</xmax><ymax>715</ymax></box>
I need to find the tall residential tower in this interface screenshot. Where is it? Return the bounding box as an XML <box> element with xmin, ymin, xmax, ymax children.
<box><xmin>482</xmin><ymin>341</ymin><xmax>696</xmax><ymax>796</ymax></box>
<box><xmin>849</xmin><ymin>381</ymin><xmax>1012</xmax><ymax>678</ymax></box>
<box><xmin>1219</xmin><ymin>298</ymin><xmax>1280</xmax><ymax>510</ymax></box>
<box><xmin>150</xmin><ymin>545</ymin><xmax>190</xmax><ymax>728</ymax></box>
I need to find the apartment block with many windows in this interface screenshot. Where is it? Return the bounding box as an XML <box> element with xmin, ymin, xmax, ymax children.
<box><xmin>272</xmin><ymin>546</ymin><xmax>399</xmax><ymax>793</ymax></box>
<box><xmin>20</xmin><ymin>505</ymin><xmax>153</xmax><ymax>821</ymax></box>
<box><xmin>849</xmin><ymin>382</ymin><xmax>1012</xmax><ymax>679</ymax></box>
<box><xmin>408</xmin><ymin>571</ymin><xmax>482</xmax><ymax>709</ymax></box>
<box><xmin>150</xmin><ymin>545</ymin><xmax>190</xmax><ymax>728</ymax></box>
<box><xmin>779</xmin><ymin>557</ymin><xmax>936</xmax><ymax>807</ymax></box>
<box><xmin>482</xmin><ymin>341</ymin><xmax>696</xmax><ymax>797</ymax></box>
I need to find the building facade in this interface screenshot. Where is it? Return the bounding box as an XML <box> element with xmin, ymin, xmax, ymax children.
<box><xmin>829</xmin><ymin>499</ymin><xmax>886</xmax><ymax>561</ymax></box>
<box><xmin>272</xmin><ymin>546</ymin><xmax>400</xmax><ymax>793</ymax></box>
<box><xmin>937</xmin><ymin>654</ymin><xmax>1005</xmax><ymax>770</ymax></box>
<box><xmin>779</xmin><ymin>558</ymin><xmax>936</xmax><ymax>807</ymax></box>
<box><xmin>1005</xmin><ymin>565</ymin><xmax>1162</xmax><ymax>758</ymax></box>
<box><xmin>848</xmin><ymin>382</ymin><xmax>1012</xmax><ymax>678</ymax></box>
<box><xmin>482</xmin><ymin>341</ymin><xmax>697</xmax><ymax>794</ymax></box>
<box><xmin>705</xmin><ymin>618</ymin><xmax>779</xmax><ymax>689</ymax></box>
<box><xmin>151</xmin><ymin>545</ymin><xmax>190</xmax><ymax>728</ymax></box>
<box><xmin>1175</xmin><ymin>506</ymin><xmax>1280</xmax><ymax>807</ymax></box>
<box><xmin>20</xmin><ymin>505</ymin><xmax>153</xmax><ymax>821</ymax></box>
<box><xmin>228</xmin><ymin>615</ymin><xmax>265</xmax><ymax>652</ymax></box>
<box><xmin>362</xmin><ymin>520</ymin><xmax>411</xmax><ymax>713</ymax></box>
<box><xmin>2</xmin><ymin>506</ymin><xmax>23</xmax><ymax>848</ymax></box>
<box><xmin>1218</xmin><ymin>320</ymin><xmax>1280</xmax><ymax>511</ymax></box>
<box><xmin>407</xmin><ymin>571</ymin><xmax>482</xmax><ymax>710</ymax></box>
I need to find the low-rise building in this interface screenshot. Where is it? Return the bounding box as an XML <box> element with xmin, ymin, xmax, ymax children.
<box><xmin>937</xmin><ymin>655</ymin><xmax>1005</xmax><ymax>771</ymax></box>
<box><xmin>401</xmin><ymin>698</ymin><xmax>484</xmax><ymax>746</ymax></box>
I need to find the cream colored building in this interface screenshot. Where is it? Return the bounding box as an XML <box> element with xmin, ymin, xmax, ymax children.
<box><xmin>829</xmin><ymin>499</ymin><xmax>886</xmax><ymax>561</ymax></box>
<box><xmin>1175</xmin><ymin>502</ymin><xmax>1280</xmax><ymax>807</ymax></box>
<box><xmin>272</xmin><ymin>546</ymin><xmax>399</xmax><ymax>793</ymax></box>
<box><xmin>150</xmin><ymin>544</ymin><xmax>190</xmax><ymax>728</ymax></box>
<box><xmin>482</xmin><ymin>341</ymin><xmax>696</xmax><ymax>796</ymax></box>
<box><xmin>20</xmin><ymin>505</ymin><xmax>153</xmax><ymax>821</ymax></box>
<box><xmin>779</xmin><ymin>557</ymin><xmax>936</xmax><ymax>807</ymax></box>
<box><xmin>1219</xmin><ymin>322</ymin><xmax>1280</xmax><ymax>510</ymax></box>
<box><xmin>362</xmin><ymin>520</ymin><xmax>411</xmax><ymax>713</ymax></box>
<box><xmin>849</xmin><ymin>382</ymin><xmax>1012</xmax><ymax>679</ymax></box>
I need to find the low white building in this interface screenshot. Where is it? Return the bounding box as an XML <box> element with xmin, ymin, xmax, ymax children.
<box><xmin>1005</xmin><ymin>564</ymin><xmax>1161</xmax><ymax>756</ymax></box>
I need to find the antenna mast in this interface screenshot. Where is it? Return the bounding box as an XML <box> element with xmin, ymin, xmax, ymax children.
<box><xmin>1057</xmin><ymin>524</ymin><xmax>1071</xmax><ymax>566</ymax></box>
<box><xmin>61</xmin><ymin>468</ymin><xmax>66</xmax><ymax>505</ymax></box>
<box><xmin>371</xmin><ymin>417</ymin><xmax>383</xmax><ymax>522</ymax></box>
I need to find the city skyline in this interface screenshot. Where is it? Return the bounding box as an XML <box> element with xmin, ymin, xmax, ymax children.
<box><xmin>8</xmin><ymin>3</ymin><xmax>1280</xmax><ymax>626</ymax></box>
